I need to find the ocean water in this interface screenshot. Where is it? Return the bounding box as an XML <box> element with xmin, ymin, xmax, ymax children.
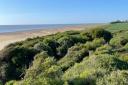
<box><xmin>0</xmin><ymin>24</ymin><xmax>84</xmax><ymax>33</ymax></box>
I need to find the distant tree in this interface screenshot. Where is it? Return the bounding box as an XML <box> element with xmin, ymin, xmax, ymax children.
<box><xmin>110</xmin><ymin>20</ymin><xmax>128</xmax><ymax>24</ymax></box>
<box><xmin>110</xmin><ymin>20</ymin><xmax>122</xmax><ymax>24</ymax></box>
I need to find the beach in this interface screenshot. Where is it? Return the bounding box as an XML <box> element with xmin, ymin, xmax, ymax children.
<box><xmin>0</xmin><ymin>24</ymin><xmax>101</xmax><ymax>50</ymax></box>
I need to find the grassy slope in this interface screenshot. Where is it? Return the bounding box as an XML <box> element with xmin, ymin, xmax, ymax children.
<box><xmin>106</xmin><ymin>23</ymin><xmax>128</xmax><ymax>33</ymax></box>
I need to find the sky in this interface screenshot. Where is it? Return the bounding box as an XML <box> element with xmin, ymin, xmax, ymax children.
<box><xmin>0</xmin><ymin>0</ymin><xmax>128</xmax><ymax>25</ymax></box>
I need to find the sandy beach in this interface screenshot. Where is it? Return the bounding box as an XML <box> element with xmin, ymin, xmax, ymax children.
<box><xmin>0</xmin><ymin>24</ymin><xmax>101</xmax><ymax>50</ymax></box>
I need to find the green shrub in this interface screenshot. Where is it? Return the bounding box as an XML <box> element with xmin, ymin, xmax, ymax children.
<box><xmin>63</xmin><ymin>31</ymin><xmax>80</xmax><ymax>35</ymax></box>
<box><xmin>34</xmin><ymin>42</ymin><xmax>53</xmax><ymax>55</ymax></box>
<box><xmin>122</xmin><ymin>43</ymin><xmax>128</xmax><ymax>51</ymax></box>
<box><xmin>57</xmin><ymin>35</ymin><xmax>86</xmax><ymax>57</ymax></box>
<box><xmin>80</xmin><ymin>31</ymin><xmax>93</xmax><ymax>41</ymax></box>
<box><xmin>96</xmin><ymin>70</ymin><xmax>128</xmax><ymax>85</ymax></box>
<box><xmin>15</xmin><ymin>52</ymin><xmax>64</xmax><ymax>85</ymax></box>
<box><xmin>0</xmin><ymin>62</ymin><xmax>8</xmax><ymax>83</ymax></box>
<box><xmin>90</xmin><ymin>28</ymin><xmax>112</xmax><ymax>41</ymax></box>
<box><xmin>0</xmin><ymin>46</ymin><xmax>38</xmax><ymax>81</ymax></box>
<box><xmin>95</xmin><ymin>44</ymin><xmax>113</xmax><ymax>54</ymax></box>
<box><xmin>43</xmin><ymin>38</ymin><xmax>59</xmax><ymax>53</ymax></box>
<box><xmin>57</xmin><ymin>36</ymin><xmax>75</xmax><ymax>57</ymax></box>
<box><xmin>82</xmin><ymin>54</ymin><xmax>128</xmax><ymax>70</ymax></box>
<box><xmin>5</xmin><ymin>80</ymin><xmax>17</xmax><ymax>85</ymax></box>
<box><xmin>0</xmin><ymin>80</ymin><xmax>3</xmax><ymax>85</ymax></box>
<box><xmin>119</xmin><ymin>55</ymin><xmax>128</xmax><ymax>62</ymax></box>
<box><xmin>58</xmin><ymin>44</ymin><xmax>89</xmax><ymax>71</ymax></box>
<box><xmin>63</xmin><ymin>54</ymin><xmax>128</xmax><ymax>82</ymax></box>
<box><xmin>68</xmin><ymin>69</ymin><xmax>107</xmax><ymax>85</ymax></box>
<box><xmin>85</xmin><ymin>38</ymin><xmax>105</xmax><ymax>50</ymax></box>
<box><xmin>110</xmin><ymin>32</ymin><xmax>128</xmax><ymax>48</ymax></box>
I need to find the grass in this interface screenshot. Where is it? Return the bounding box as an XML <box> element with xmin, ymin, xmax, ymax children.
<box><xmin>106</xmin><ymin>23</ymin><xmax>128</xmax><ymax>33</ymax></box>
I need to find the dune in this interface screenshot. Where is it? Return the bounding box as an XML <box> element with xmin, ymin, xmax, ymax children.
<box><xmin>0</xmin><ymin>24</ymin><xmax>102</xmax><ymax>50</ymax></box>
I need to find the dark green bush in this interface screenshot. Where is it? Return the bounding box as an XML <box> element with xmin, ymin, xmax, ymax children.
<box><xmin>34</xmin><ymin>42</ymin><xmax>54</xmax><ymax>56</ymax></box>
<box><xmin>0</xmin><ymin>46</ymin><xmax>38</xmax><ymax>81</ymax></box>
<box><xmin>57</xmin><ymin>35</ymin><xmax>86</xmax><ymax>57</ymax></box>
<box><xmin>11</xmin><ymin>52</ymin><xmax>64</xmax><ymax>85</ymax></box>
<box><xmin>43</xmin><ymin>38</ymin><xmax>59</xmax><ymax>50</ymax></box>
<box><xmin>57</xmin><ymin>36</ymin><xmax>73</xmax><ymax>57</ymax></box>
<box><xmin>0</xmin><ymin>81</ymin><xmax>2</xmax><ymax>85</ymax></box>
<box><xmin>58</xmin><ymin>44</ymin><xmax>89</xmax><ymax>71</ymax></box>
<box><xmin>91</xmin><ymin>28</ymin><xmax>112</xmax><ymax>41</ymax></box>
<box><xmin>85</xmin><ymin>38</ymin><xmax>105</xmax><ymax>50</ymax></box>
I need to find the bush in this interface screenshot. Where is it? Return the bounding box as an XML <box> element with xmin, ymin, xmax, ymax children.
<box><xmin>57</xmin><ymin>35</ymin><xmax>86</xmax><ymax>57</ymax></box>
<box><xmin>80</xmin><ymin>31</ymin><xmax>93</xmax><ymax>41</ymax></box>
<box><xmin>5</xmin><ymin>80</ymin><xmax>17</xmax><ymax>85</ymax></box>
<box><xmin>63</xmin><ymin>54</ymin><xmax>128</xmax><ymax>82</ymax></box>
<box><xmin>90</xmin><ymin>28</ymin><xmax>112</xmax><ymax>41</ymax></box>
<box><xmin>110</xmin><ymin>32</ymin><xmax>128</xmax><ymax>48</ymax></box>
<box><xmin>24</xmin><ymin>52</ymin><xmax>55</xmax><ymax>78</ymax></box>
<box><xmin>0</xmin><ymin>80</ymin><xmax>3</xmax><ymax>85</ymax></box>
<box><xmin>85</xmin><ymin>38</ymin><xmax>105</xmax><ymax>50</ymax></box>
<box><xmin>119</xmin><ymin>55</ymin><xmax>128</xmax><ymax>62</ymax></box>
<box><xmin>122</xmin><ymin>43</ymin><xmax>128</xmax><ymax>51</ymax></box>
<box><xmin>14</xmin><ymin>52</ymin><xmax>64</xmax><ymax>85</ymax></box>
<box><xmin>95</xmin><ymin>44</ymin><xmax>113</xmax><ymax>55</ymax></box>
<box><xmin>0</xmin><ymin>62</ymin><xmax>8</xmax><ymax>83</ymax></box>
<box><xmin>58</xmin><ymin>44</ymin><xmax>89</xmax><ymax>71</ymax></box>
<box><xmin>66</xmin><ymin>69</ymin><xmax>107</xmax><ymax>85</ymax></box>
<box><xmin>82</xmin><ymin>54</ymin><xmax>128</xmax><ymax>70</ymax></box>
<box><xmin>43</xmin><ymin>38</ymin><xmax>59</xmax><ymax>56</ymax></box>
<box><xmin>96</xmin><ymin>70</ymin><xmax>128</xmax><ymax>85</ymax></box>
<box><xmin>57</xmin><ymin>36</ymin><xmax>75</xmax><ymax>57</ymax></box>
<box><xmin>34</xmin><ymin>42</ymin><xmax>53</xmax><ymax>56</ymax></box>
<box><xmin>0</xmin><ymin>46</ymin><xmax>38</xmax><ymax>81</ymax></box>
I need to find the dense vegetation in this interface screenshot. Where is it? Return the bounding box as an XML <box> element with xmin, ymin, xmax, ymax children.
<box><xmin>0</xmin><ymin>23</ymin><xmax>128</xmax><ymax>85</ymax></box>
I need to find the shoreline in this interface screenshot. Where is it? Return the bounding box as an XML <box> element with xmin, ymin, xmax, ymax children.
<box><xmin>0</xmin><ymin>24</ymin><xmax>102</xmax><ymax>50</ymax></box>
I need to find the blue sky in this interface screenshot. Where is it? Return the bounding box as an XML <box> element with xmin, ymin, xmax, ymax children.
<box><xmin>0</xmin><ymin>0</ymin><xmax>128</xmax><ymax>25</ymax></box>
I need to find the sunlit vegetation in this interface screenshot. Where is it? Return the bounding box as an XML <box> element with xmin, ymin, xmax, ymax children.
<box><xmin>106</xmin><ymin>23</ymin><xmax>128</xmax><ymax>33</ymax></box>
<box><xmin>0</xmin><ymin>24</ymin><xmax>128</xmax><ymax>85</ymax></box>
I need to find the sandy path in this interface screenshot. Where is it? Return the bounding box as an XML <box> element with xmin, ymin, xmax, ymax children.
<box><xmin>0</xmin><ymin>24</ymin><xmax>101</xmax><ymax>50</ymax></box>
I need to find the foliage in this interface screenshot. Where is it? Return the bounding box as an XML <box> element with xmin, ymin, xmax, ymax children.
<box><xmin>95</xmin><ymin>44</ymin><xmax>114</xmax><ymax>54</ymax></box>
<box><xmin>58</xmin><ymin>44</ymin><xmax>89</xmax><ymax>71</ymax></box>
<box><xmin>56</xmin><ymin>35</ymin><xmax>86</xmax><ymax>57</ymax></box>
<box><xmin>96</xmin><ymin>70</ymin><xmax>128</xmax><ymax>85</ymax></box>
<box><xmin>1</xmin><ymin>27</ymin><xmax>128</xmax><ymax>85</ymax></box>
<box><xmin>90</xmin><ymin>28</ymin><xmax>112</xmax><ymax>41</ymax></box>
<box><xmin>62</xmin><ymin>54</ymin><xmax>128</xmax><ymax>85</ymax></box>
<box><xmin>6</xmin><ymin>52</ymin><xmax>64</xmax><ymax>85</ymax></box>
<box><xmin>34</xmin><ymin>42</ymin><xmax>53</xmax><ymax>55</ymax></box>
<box><xmin>0</xmin><ymin>46</ymin><xmax>38</xmax><ymax>82</ymax></box>
<box><xmin>110</xmin><ymin>32</ymin><xmax>128</xmax><ymax>48</ymax></box>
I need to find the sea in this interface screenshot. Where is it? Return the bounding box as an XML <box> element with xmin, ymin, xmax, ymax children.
<box><xmin>0</xmin><ymin>24</ymin><xmax>86</xmax><ymax>33</ymax></box>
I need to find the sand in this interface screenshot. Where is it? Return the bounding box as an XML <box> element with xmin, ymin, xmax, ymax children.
<box><xmin>0</xmin><ymin>24</ymin><xmax>101</xmax><ymax>50</ymax></box>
